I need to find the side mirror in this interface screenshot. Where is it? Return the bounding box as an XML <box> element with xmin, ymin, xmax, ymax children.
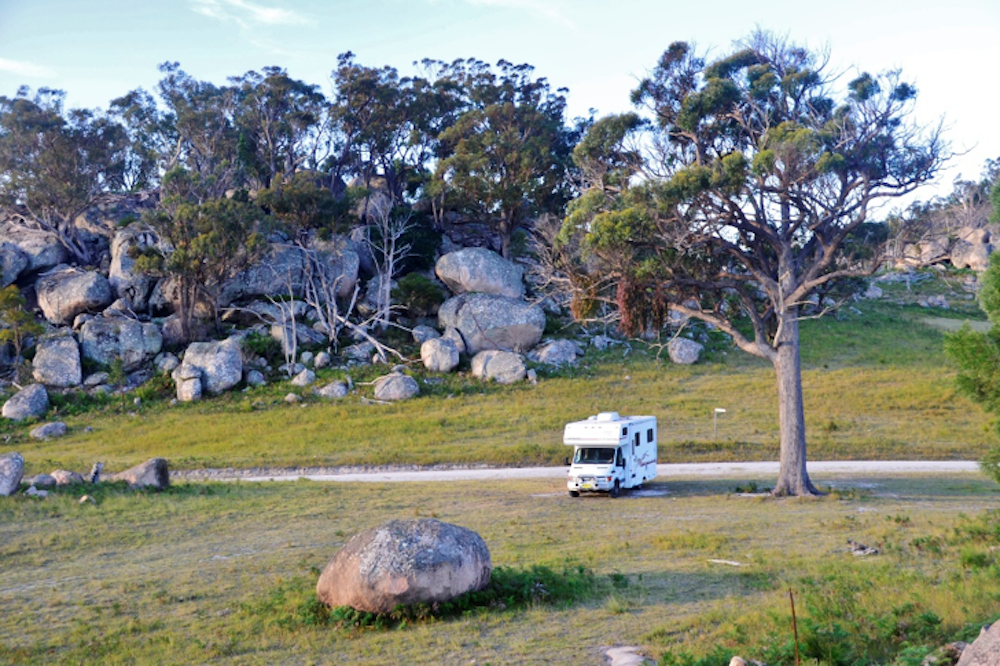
<box><xmin>564</xmin><ymin>457</ymin><xmax>570</xmax><ymax>467</ymax></box>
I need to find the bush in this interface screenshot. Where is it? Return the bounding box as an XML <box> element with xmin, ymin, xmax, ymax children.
<box><xmin>243</xmin><ymin>332</ymin><xmax>282</xmax><ymax>365</ymax></box>
<box><xmin>393</xmin><ymin>273</ymin><xmax>445</xmax><ymax>318</ymax></box>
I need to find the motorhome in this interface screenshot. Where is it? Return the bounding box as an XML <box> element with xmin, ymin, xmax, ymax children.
<box><xmin>564</xmin><ymin>412</ymin><xmax>657</xmax><ymax>497</ymax></box>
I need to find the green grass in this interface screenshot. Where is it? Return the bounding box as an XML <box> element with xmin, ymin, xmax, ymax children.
<box><xmin>1</xmin><ymin>272</ymin><xmax>996</xmax><ymax>474</ymax></box>
<box><xmin>2</xmin><ymin>474</ymin><xmax>1000</xmax><ymax>663</ymax></box>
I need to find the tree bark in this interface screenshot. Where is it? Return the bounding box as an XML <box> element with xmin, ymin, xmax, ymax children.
<box><xmin>771</xmin><ymin>307</ymin><xmax>822</xmax><ymax>496</ymax></box>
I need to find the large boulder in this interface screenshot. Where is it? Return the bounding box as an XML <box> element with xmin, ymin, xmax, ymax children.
<box><xmin>471</xmin><ymin>350</ymin><xmax>526</xmax><ymax>384</ymax></box>
<box><xmin>0</xmin><ymin>242</ymin><xmax>28</xmax><ymax>287</ymax></box>
<box><xmin>178</xmin><ymin>338</ymin><xmax>242</xmax><ymax>394</ymax></box>
<box><xmin>438</xmin><ymin>293</ymin><xmax>545</xmax><ymax>355</ymax></box>
<box><xmin>421</xmin><ymin>338</ymin><xmax>460</xmax><ymax>373</ymax></box>
<box><xmin>668</xmin><ymin>337</ymin><xmax>703</xmax><ymax>365</ymax></box>
<box><xmin>316</xmin><ymin>518</ymin><xmax>491</xmax><ymax>614</ymax></box>
<box><xmin>108</xmin><ymin>226</ymin><xmax>161</xmax><ymax>311</ymax></box>
<box><xmin>110</xmin><ymin>458</ymin><xmax>169</xmax><ymax>490</ymax></box>
<box><xmin>528</xmin><ymin>339</ymin><xmax>583</xmax><ymax>366</ymax></box>
<box><xmin>220</xmin><ymin>238</ymin><xmax>360</xmax><ymax>305</ymax></box>
<box><xmin>373</xmin><ymin>373</ymin><xmax>420</xmax><ymax>401</ymax></box>
<box><xmin>958</xmin><ymin>622</ymin><xmax>1000</xmax><ymax>665</ymax></box>
<box><xmin>0</xmin><ymin>452</ymin><xmax>25</xmax><ymax>496</ymax></box>
<box><xmin>951</xmin><ymin>228</ymin><xmax>992</xmax><ymax>271</ymax></box>
<box><xmin>2</xmin><ymin>384</ymin><xmax>49</xmax><ymax>421</ymax></box>
<box><xmin>0</xmin><ymin>221</ymin><xmax>68</xmax><ymax>273</ymax></box>
<box><xmin>32</xmin><ymin>334</ymin><xmax>82</xmax><ymax>388</ymax></box>
<box><xmin>79</xmin><ymin>317</ymin><xmax>163</xmax><ymax>371</ymax></box>
<box><xmin>435</xmin><ymin>247</ymin><xmax>525</xmax><ymax>299</ymax></box>
<box><xmin>36</xmin><ymin>266</ymin><xmax>113</xmax><ymax>325</ymax></box>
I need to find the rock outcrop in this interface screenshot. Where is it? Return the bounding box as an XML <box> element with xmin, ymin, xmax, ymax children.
<box><xmin>438</xmin><ymin>293</ymin><xmax>545</xmax><ymax>355</ymax></box>
<box><xmin>435</xmin><ymin>247</ymin><xmax>525</xmax><ymax>299</ymax></box>
<box><xmin>957</xmin><ymin>622</ymin><xmax>1000</xmax><ymax>665</ymax></box>
<box><xmin>0</xmin><ymin>221</ymin><xmax>68</xmax><ymax>273</ymax></box>
<box><xmin>36</xmin><ymin>266</ymin><xmax>113</xmax><ymax>325</ymax></box>
<box><xmin>79</xmin><ymin>317</ymin><xmax>162</xmax><ymax>371</ymax></box>
<box><xmin>316</xmin><ymin>518</ymin><xmax>491</xmax><ymax>614</ymax></box>
<box><xmin>0</xmin><ymin>242</ymin><xmax>28</xmax><ymax>287</ymax></box>
<box><xmin>32</xmin><ymin>334</ymin><xmax>82</xmax><ymax>387</ymax></box>
<box><xmin>108</xmin><ymin>226</ymin><xmax>161</xmax><ymax>311</ymax></box>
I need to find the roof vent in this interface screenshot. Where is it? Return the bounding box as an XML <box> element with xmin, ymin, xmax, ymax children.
<box><xmin>596</xmin><ymin>412</ymin><xmax>620</xmax><ymax>422</ymax></box>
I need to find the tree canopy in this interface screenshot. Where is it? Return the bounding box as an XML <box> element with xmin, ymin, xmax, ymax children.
<box><xmin>558</xmin><ymin>31</ymin><xmax>947</xmax><ymax>495</ymax></box>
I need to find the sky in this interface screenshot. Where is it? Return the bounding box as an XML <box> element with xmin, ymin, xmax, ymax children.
<box><xmin>0</xmin><ymin>0</ymin><xmax>998</xmax><ymax>205</ymax></box>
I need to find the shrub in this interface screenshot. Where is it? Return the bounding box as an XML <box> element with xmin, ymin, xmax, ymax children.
<box><xmin>393</xmin><ymin>273</ymin><xmax>445</xmax><ymax>318</ymax></box>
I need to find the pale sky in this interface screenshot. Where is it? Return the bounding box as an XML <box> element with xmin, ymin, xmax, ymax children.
<box><xmin>1</xmin><ymin>0</ymin><xmax>997</xmax><ymax>201</ymax></box>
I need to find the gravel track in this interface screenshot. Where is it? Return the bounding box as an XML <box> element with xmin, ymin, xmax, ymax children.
<box><xmin>170</xmin><ymin>460</ymin><xmax>980</xmax><ymax>483</ymax></box>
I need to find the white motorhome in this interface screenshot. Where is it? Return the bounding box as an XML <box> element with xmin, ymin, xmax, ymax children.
<box><xmin>564</xmin><ymin>412</ymin><xmax>657</xmax><ymax>498</ymax></box>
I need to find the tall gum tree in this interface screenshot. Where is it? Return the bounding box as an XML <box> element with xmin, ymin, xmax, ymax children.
<box><xmin>560</xmin><ymin>32</ymin><xmax>947</xmax><ymax>496</ymax></box>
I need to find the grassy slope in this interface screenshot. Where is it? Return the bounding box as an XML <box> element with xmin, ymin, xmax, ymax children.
<box><xmin>2</xmin><ymin>273</ymin><xmax>993</xmax><ymax>474</ymax></box>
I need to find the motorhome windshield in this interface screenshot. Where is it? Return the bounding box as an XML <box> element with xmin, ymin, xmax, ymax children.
<box><xmin>574</xmin><ymin>447</ymin><xmax>616</xmax><ymax>464</ymax></box>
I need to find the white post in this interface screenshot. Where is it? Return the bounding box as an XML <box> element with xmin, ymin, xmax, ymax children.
<box><xmin>714</xmin><ymin>408</ymin><xmax>727</xmax><ymax>440</ymax></box>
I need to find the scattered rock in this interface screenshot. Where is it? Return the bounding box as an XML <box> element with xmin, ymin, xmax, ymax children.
<box><xmin>528</xmin><ymin>339</ymin><xmax>583</xmax><ymax>366</ymax></box>
<box><xmin>314</xmin><ymin>351</ymin><xmax>331</xmax><ymax>369</ymax></box>
<box><xmin>470</xmin><ymin>350</ymin><xmax>526</xmax><ymax>384</ymax></box>
<box><xmin>590</xmin><ymin>334</ymin><xmax>617</xmax><ymax>351</ymax></box>
<box><xmin>25</xmin><ymin>486</ymin><xmax>48</xmax><ymax>498</ymax></box>
<box><xmin>668</xmin><ymin>337</ymin><xmax>703</xmax><ymax>365</ymax></box>
<box><xmin>848</xmin><ymin>539</ymin><xmax>879</xmax><ymax>556</ymax></box>
<box><xmin>32</xmin><ymin>334</ymin><xmax>82</xmax><ymax>388</ymax></box>
<box><xmin>83</xmin><ymin>371</ymin><xmax>110</xmax><ymax>387</ymax></box>
<box><xmin>343</xmin><ymin>341</ymin><xmax>375</xmax><ymax>362</ymax></box>
<box><xmin>244</xmin><ymin>369</ymin><xmax>266</xmax><ymax>387</ymax></box>
<box><xmin>51</xmin><ymin>469</ymin><xmax>85</xmax><ymax>486</ymax></box>
<box><xmin>172</xmin><ymin>364</ymin><xmax>202</xmax><ymax>402</ymax></box>
<box><xmin>863</xmin><ymin>284</ymin><xmax>883</xmax><ymax>299</ymax></box>
<box><xmin>441</xmin><ymin>327</ymin><xmax>466</xmax><ymax>355</ymax></box>
<box><xmin>373</xmin><ymin>373</ymin><xmax>420</xmax><ymax>401</ymax></box>
<box><xmin>605</xmin><ymin>646</ymin><xmax>654</xmax><ymax>666</ymax></box>
<box><xmin>284</xmin><ymin>393</ymin><xmax>301</xmax><ymax>404</ymax></box>
<box><xmin>29</xmin><ymin>421</ymin><xmax>67</xmax><ymax>440</ymax></box>
<box><xmin>922</xmin><ymin>642</ymin><xmax>968</xmax><ymax>665</ymax></box>
<box><xmin>0</xmin><ymin>452</ymin><xmax>25</xmax><ymax>496</ymax></box>
<box><xmin>154</xmin><ymin>352</ymin><xmax>180</xmax><ymax>375</ymax></box>
<box><xmin>2</xmin><ymin>384</ymin><xmax>50</xmax><ymax>421</ymax></box>
<box><xmin>88</xmin><ymin>462</ymin><xmax>103</xmax><ymax>484</ymax></box>
<box><xmin>412</xmin><ymin>325</ymin><xmax>440</xmax><ymax>345</ymax></box>
<box><xmin>28</xmin><ymin>473</ymin><xmax>56</xmax><ymax>488</ymax></box>
<box><xmin>79</xmin><ymin>494</ymin><xmax>96</xmax><ymax>504</ymax></box>
<box><xmin>420</xmin><ymin>337</ymin><xmax>460</xmax><ymax>373</ymax></box>
<box><xmin>435</xmin><ymin>247</ymin><xmax>525</xmax><ymax>298</ymax></box>
<box><xmin>315</xmin><ymin>381</ymin><xmax>349</xmax><ymax>399</ymax></box>
<box><xmin>299</xmin><ymin>351</ymin><xmax>314</xmax><ymax>367</ymax></box>
<box><xmin>291</xmin><ymin>369</ymin><xmax>316</xmax><ymax>387</ymax></box>
<box><xmin>316</xmin><ymin>518</ymin><xmax>491</xmax><ymax>614</ymax></box>
<box><xmin>110</xmin><ymin>458</ymin><xmax>169</xmax><ymax>490</ymax></box>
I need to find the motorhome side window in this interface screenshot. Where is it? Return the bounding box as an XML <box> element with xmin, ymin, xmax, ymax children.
<box><xmin>622</xmin><ymin>427</ymin><xmax>628</xmax><ymax>437</ymax></box>
<box><xmin>647</xmin><ymin>429</ymin><xmax>653</xmax><ymax>443</ymax></box>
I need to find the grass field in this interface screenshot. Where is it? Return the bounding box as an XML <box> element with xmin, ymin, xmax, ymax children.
<box><xmin>2</xmin><ymin>474</ymin><xmax>999</xmax><ymax>664</ymax></box>
<box><xmin>3</xmin><ymin>270</ymin><xmax>1000</xmax><ymax>664</ymax></box>
<box><xmin>0</xmin><ymin>273</ymin><xmax>995</xmax><ymax>476</ymax></box>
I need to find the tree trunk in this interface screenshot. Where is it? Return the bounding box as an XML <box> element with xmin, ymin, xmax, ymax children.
<box><xmin>771</xmin><ymin>307</ymin><xmax>822</xmax><ymax>496</ymax></box>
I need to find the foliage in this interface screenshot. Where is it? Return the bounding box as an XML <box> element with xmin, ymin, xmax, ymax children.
<box><xmin>393</xmin><ymin>273</ymin><xmax>445</xmax><ymax>318</ymax></box>
<box><xmin>558</xmin><ymin>31</ymin><xmax>947</xmax><ymax>495</ymax></box>
<box><xmin>242</xmin><ymin>332</ymin><xmax>283</xmax><ymax>365</ymax></box>
<box><xmin>435</xmin><ymin>60</ymin><xmax>575</xmax><ymax>258</ymax></box>
<box><xmin>0</xmin><ymin>87</ymin><xmax>131</xmax><ymax>264</ymax></box>
<box><xmin>256</xmin><ymin>170</ymin><xmax>350</xmax><ymax>239</ymax></box>
<box><xmin>140</xmin><ymin>167</ymin><xmax>265</xmax><ymax>341</ymax></box>
<box><xmin>945</xmin><ymin>252</ymin><xmax>1000</xmax><ymax>484</ymax></box>
<box><xmin>0</xmin><ymin>285</ymin><xmax>43</xmax><ymax>364</ymax></box>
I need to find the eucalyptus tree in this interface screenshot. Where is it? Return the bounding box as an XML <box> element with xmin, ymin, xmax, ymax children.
<box><xmin>0</xmin><ymin>87</ymin><xmax>130</xmax><ymax>264</ymax></box>
<box><xmin>559</xmin><ymin>32</ymin><xmax>946</xmax><ymax>495</ymax></box>
<box><xmin>435</xmin><ymin>60</ymin><xmax>574</xmax><ymax>258</ymax></box>
<box><xmin>230</xmin><ymin>66</ymin><xmax>326</xmax><ymax>189</ymax></box>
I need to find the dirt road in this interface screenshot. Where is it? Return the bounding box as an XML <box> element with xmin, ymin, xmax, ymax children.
<box><xmin>173</xmin><ymin>460</ymin><xmax>980</xmax><ymax>484</ymax></box>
